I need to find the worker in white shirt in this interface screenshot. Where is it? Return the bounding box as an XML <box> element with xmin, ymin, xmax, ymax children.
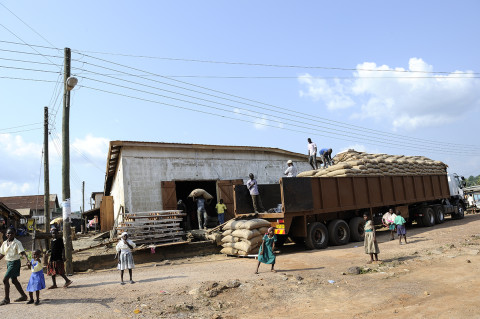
<box><xmin>307</xmin><ymin>138</ymin><xmax>318</xmax><ymax>170</ymax></box>
<box><xmin>284</xmin><ymin>160</ymin><xmax>297</xmax><ymax>177</ymax></box>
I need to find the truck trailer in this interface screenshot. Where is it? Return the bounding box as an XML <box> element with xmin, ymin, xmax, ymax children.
<box><xmin>234</xmin><ymin>173</ymin><xmax>466</xmax><ymax>249</ymax></box>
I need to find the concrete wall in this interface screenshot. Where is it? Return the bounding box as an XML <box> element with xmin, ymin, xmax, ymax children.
<box><xmin>111</xmin><ymin>145</ymin><xmax>312</xmax><ymax>217</ymax></box>
<box><xmin>111</xmin><ymin>156</ymin><xmax>125</xmax><ymax>224</ymax></box>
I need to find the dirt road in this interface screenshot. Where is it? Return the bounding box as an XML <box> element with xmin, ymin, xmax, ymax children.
<box><xmin>1</xmin><ymin>215</ymin><xmax>480</xmax><ymax>318</ymax></box>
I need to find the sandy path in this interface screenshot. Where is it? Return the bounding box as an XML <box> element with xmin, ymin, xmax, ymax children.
<box><xmin>1</xmin><ymin>214</ymin><xmax>480</xmax><ymax>318</ymax></box>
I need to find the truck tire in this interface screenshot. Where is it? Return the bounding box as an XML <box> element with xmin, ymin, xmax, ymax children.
<box><xmin>305</xmin><ymin>222</ymin><xmax>328</xmax><ymax>250</ymax></box>
<box><xmin>434</xmin><ymin>206</ymin><xmax>445</xmax><ymax>224</ymax></box>
<box><xmin>452</xmin><ymin>203</ymin><xmax>465</xmax><ymax>220</ymax></box>
<box><xmin>422</xmin><ymin>207</ymin><xmax>435</xmax><ymax>227</ymax></box>
<box><xmin>349</xmin><ymin>217</ymin><xmax>365</xmax><ymax>242</ymax></box>
<box><xmin>328</xmin><ymin>219</ymin><xmax>350</xmax><ymax>246</ymax></box>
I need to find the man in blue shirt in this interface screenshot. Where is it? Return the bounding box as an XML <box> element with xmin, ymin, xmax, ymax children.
<box><xmin>319</xmin><ymin>148</ymin><xmax>333</xmax><ymax>169</ymax></box>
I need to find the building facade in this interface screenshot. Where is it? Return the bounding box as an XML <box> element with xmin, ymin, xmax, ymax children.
<box><xmin>104</xmin><ymin>141</ymin><xmax>312</xmax><ymax>225</ymax></box>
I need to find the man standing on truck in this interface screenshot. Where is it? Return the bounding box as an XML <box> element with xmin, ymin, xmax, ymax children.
<box><xmin>284</xmin><ymin>160</ymin><xmax>297</xmax><ymax>177</ymax></box>
<box><xmin>247</xmin><ymin>173</ymin><xmax>266</xmax><ymax>213</ymax></box>
<box><xmin>319</xmin><ymin>148</ymin><xmax>333</xmax><ymax>169</ymax></box>
<box><xmin>307</xmin><ymin>138</ymin><xmax>318</xmax><ymax>170</ymax></box>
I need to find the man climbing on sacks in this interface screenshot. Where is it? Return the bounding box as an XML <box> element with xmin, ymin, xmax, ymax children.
<box><xmin>247</xmin><ymin>173</ymin><xmax>266</xmax><ymax>214</ymax></box>
<box><xmin>319</xmin><ymin>148</ymin><xmax>333</xmax><ymax>169</ymax></box>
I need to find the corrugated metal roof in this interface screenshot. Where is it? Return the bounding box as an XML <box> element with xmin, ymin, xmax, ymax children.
<box><xmin>0</xmin><ymin>194</ymin><xmax>59</xmax><ymax>211</ymax></box>
<box><xmin>104</xmin><ymin>140</ymin><xmax>308</xmax><ymax>195</ymax></box>
<box><xmin>16</xmin><ymin>208</ymin><xmax>32</xmax><ymax>216</ymax></box>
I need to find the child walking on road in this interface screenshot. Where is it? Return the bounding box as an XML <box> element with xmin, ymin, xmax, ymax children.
<box><xmin>47</xmin><ymin>227</ymin><xmax>73</xmax><ymax>289</ymax></box>
<box><xmin>363</xmin><ymin>213</ymin><xmax>380</xmax><ymax>264</ymax></box>
<box><xmin>0</xmin><ymin>228</ymin><xmax>30</xmax><ymax>305</ymax></box>
<box><xmin>26</xmin><ymin>249</ymin><xmax>45</xmax><ymax>305</ymax></box>
<box><xmin>255</xmin><ymin>227</ymin><xmax>277</xmax><ymax>274</ymax></box>
<box><xmin>116</xmin><ymin>232</ymin><xmax>136</xmax><ymax>284</ymax></box>
<box><xmin>395</xmin><ymin>210</ymin><xmax>408</xmax><ymax>245</ymax></box>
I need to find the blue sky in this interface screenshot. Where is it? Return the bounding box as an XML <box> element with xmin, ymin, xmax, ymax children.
<box><xmin>1</xmin><ymin>1</ymin><xmax>479</xmax><ymax>210</ymax></box>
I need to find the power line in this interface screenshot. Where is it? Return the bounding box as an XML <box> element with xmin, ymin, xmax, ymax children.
<box><xmin>71</xmin><ymin>70</ymin><xmax>480</xmax><ymax>80</ymax></box>
<box><xmin>0</xmin><ymin>39</ymin><xmax>58</xmax><ymax>50</ymax></box>
<box><xmin>0</xmin><ymin>122</ymin><xmax>42</xmax><ymax>131</ymax></box>
<box><xmin>0</xmin><ymin>75</ymin><xmax>58</xmax><ymax>83</ymax></box>
<box><xmin>0</xmin><ymin>56</ymin><xmax>63</xmax><ymax>66</ymax></box>
<box><xmin>72</xmin><ymin>49</ymin><xmax>479</xmax><ymax>75</ymax></box>
<box><xmin>0</xmin><ymin>127</ymin><xmax>42</xmax><ymax>135</ymax></box>
<box><xmin>0</xmin><ymin>23</ymin><xmax>62</xmax><ymax>70</ymax></box>
<box><xmin>0</xmin><ymin>4</ymin><xmax>57</xmax><ymax>48</ymax></box>
<box><xmin>76</xmin><ymin>72</ymin><xmax>480</xmax><ymax>153</ymax></box>
<box><xmin>72</xmin><ymin>56</ymin><xmax>480</xmax><ymax>151</ymax></box>
<box><xmin>0</xmin><ymin>47</ymin><xmax>63</xmax><ymax>59</ymax></box>
<box><xmin>76</xmin><ymin>53</ymin><xmax>480</xmax><ymax>150</ymax></box>
<box><xmin>78</xmin><ymin>84</ymin><xmax>480</xmax><ymax>156</ymax></box>
<box><xmin>0</xmin><ymin>64</ymin><xmax>61</xmax><ymax>74</ymax></box>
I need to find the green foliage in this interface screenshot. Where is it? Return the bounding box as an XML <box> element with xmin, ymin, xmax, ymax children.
<box><xmin>466</xmin><ymin>175</ymin><xmax>480</xmax><ymax>187</ymax></box>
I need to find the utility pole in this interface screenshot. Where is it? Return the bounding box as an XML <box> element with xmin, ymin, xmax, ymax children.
<box><xmin>43</xmin><ymin>106</ymin><xmax>50</xmax><ymax>250</ymax></box>
<box><xmin>62</xmin><ymin>47</ymin><xmax>73</xmax><ymax>275</ymax></box>
<box><xmin>82</xmin><ymin>181</ymin><xmax>85</xmax><ymax>214</ymax></box>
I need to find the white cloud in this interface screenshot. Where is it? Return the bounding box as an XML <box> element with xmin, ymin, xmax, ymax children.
<box><xmin>254</xmin><ymin>116</ymin><xmax>268</xmax><ymax>130</ymax></box>
<box><xmin>233</xmin><ymin>108</ymin><xmax>271</xmax><ymax>130</ymax></box>
<box><xmin>72</xmin><ymin>134</ymin><xmax>109</xmax><ymax>160</ymax></box>
<box><xmin>0</xmin><ymin>134</ymin><xmax>41</xmax><ymax>157</ymax></box>
<box><xmin>298</xmin><ymin>58</ymin><xmax>480</xmax><ymax>129</ymax></box>
<box><xmin>0</xmin><ymin>182</ymin><xmax>33</xmax><ymax>195</ymax></box>
<box><xmin>299</xmin><ymin>75</ymin><xmax>355</xmax><ymax>110</ymax></box>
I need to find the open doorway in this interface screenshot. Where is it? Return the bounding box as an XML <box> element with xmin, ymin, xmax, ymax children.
<box><xmin>175</xmin><ymin>180</ymin><xmax>218</xmax><ymax>229</ymax></box>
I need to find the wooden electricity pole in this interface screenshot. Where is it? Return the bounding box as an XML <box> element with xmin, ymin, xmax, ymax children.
<box><xmin>82</xmin><ymin>181</ymin><xmax>85</xmax><ymax>214</ymax></box>
<box><xmin>44</xmin><ymin>106</ymin><xmax>50</xmax><ymax>250</ymax></box>
<box><xmin>62</xmin><ymin>47</ymin><xmax>73</xmax><ymax>275</ymax></box>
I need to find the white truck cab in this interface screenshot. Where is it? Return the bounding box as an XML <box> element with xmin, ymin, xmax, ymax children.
<box><xmin>447</xmin><ymin>173</ymin><xmax>466</xmax><ymax>198</ymax></box>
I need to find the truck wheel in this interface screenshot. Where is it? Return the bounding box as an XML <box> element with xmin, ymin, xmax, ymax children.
<box><xmin>452</xmin><ymin>203</ymin><xmax>465</xmax><ymax>220</ymax></box>
<box><xmin>348</xmin><ymin>217</ymin><xmax>365</xmax><ymax>242</ymax></box>
<box><xmin>305</xmin><ymin>222</ymin><xmax>328</xmax><ymax>250</ymax></box>
<box><xmin>422</xmin><ymin>207</ymin><xmax>435</xmax><ymax>227</ymax></box>
<box><xmin>434</xmin><ymin>206</ymin><xmax>445</xmax><ymax>224</ymax></box>
<box><xmin>328</xmin><ymin>219</ymin><xmax>350</xmax><ymax>246</ymax></box>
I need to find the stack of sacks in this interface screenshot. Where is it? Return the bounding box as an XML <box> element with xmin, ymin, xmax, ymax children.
<box><xmin>220</xmin><ymin>219</ymin><xmax>271</xmax><ymax>256</ymax></box>
<box><xmin>297</xmin><ymin>150</ymin><xmax>448</xmax><ymax>178</ymax></box>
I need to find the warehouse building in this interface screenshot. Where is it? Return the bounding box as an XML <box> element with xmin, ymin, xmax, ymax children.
<box><xmin>103</xmin><ymin>141</ymin><xmax>311</xmax><ymax>229</ymax></box>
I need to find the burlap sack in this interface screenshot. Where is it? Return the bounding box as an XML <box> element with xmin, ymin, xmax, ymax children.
<box><xmin>241</xmin><ymin>219</ymin><xmax>271</xmax><ymax>230</ymax></box>
<box><xmin>231</xmin><ymin>228</ymin><xmax>261</xmax><ymax>240</ymax></box>
<box><xmin>297</xmin><ymin>170</ymin><xmax>317</xmax><ymax>177</ymax></box>
<box><xmin>222</xmin><ymin>242</ymin><xmax>234</xmax><ymax>248</ymax></box>
<box><xmin>223</xmin><ymin>219</ymin><xmax>246</xmax><ymax>230</ymax></box>
<box><xmin>220</xmin><ymin>247</ymin><xmax>238</xmax><ymax>255</ymax></box>
<box><xmin>221</xmin><ymin>235</ymin><xmax>240</xmax><ymax>243</ymax></box>
<box><xmin>233</xmin><ymin>238</ymin><xmax>262</xmax><ymax>253</ymax></box>
<box><xmin>222</xmin><ymin>229</ymin><xmax>233</xmax><ymax>236</ymax></box>
<box><xmin>188</xmin><ymin>188</ymin><xmax>213</xmax><ymax>199</ymax></box>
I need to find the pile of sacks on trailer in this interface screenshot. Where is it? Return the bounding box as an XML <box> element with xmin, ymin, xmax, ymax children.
<box><xmin>220</xmin><ymin>219</ymin><xmax>271</xmax><ymax>256</ymax></box>
<box><xmin>297</xmin><ymin>149</ymin><xmax>448</xmax><ymax>178</ymax></box>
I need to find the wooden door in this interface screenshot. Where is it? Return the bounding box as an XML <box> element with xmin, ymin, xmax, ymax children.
<box><xmin>217</xmin><ymin>179</ymin><xmax>244</xmax><ymax>221</ymax></box>
<box><xmin>100</xmin><ymin>196</ymin><xmax>114</xmax><ymax>231</ymax></box>
<box><xmin>161</xmin><ymin>181</ymin><xmax>177</xmax><ymax>210</ymax></box>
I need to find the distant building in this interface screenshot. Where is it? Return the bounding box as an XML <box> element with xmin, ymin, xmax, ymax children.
<box><xmin>91</xmin><ymin>192</ymin><xmax>103</xmax><ymax>209</ymax></box>
<box><xmin>0</xmin><ymin>194</ymin><xmax>60</xmax><ymax>227</ymax></box>
<box><xmin>103</xmin><ymin>141</ymin><xmax>311</xmax><ymax>228</ymax></box>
